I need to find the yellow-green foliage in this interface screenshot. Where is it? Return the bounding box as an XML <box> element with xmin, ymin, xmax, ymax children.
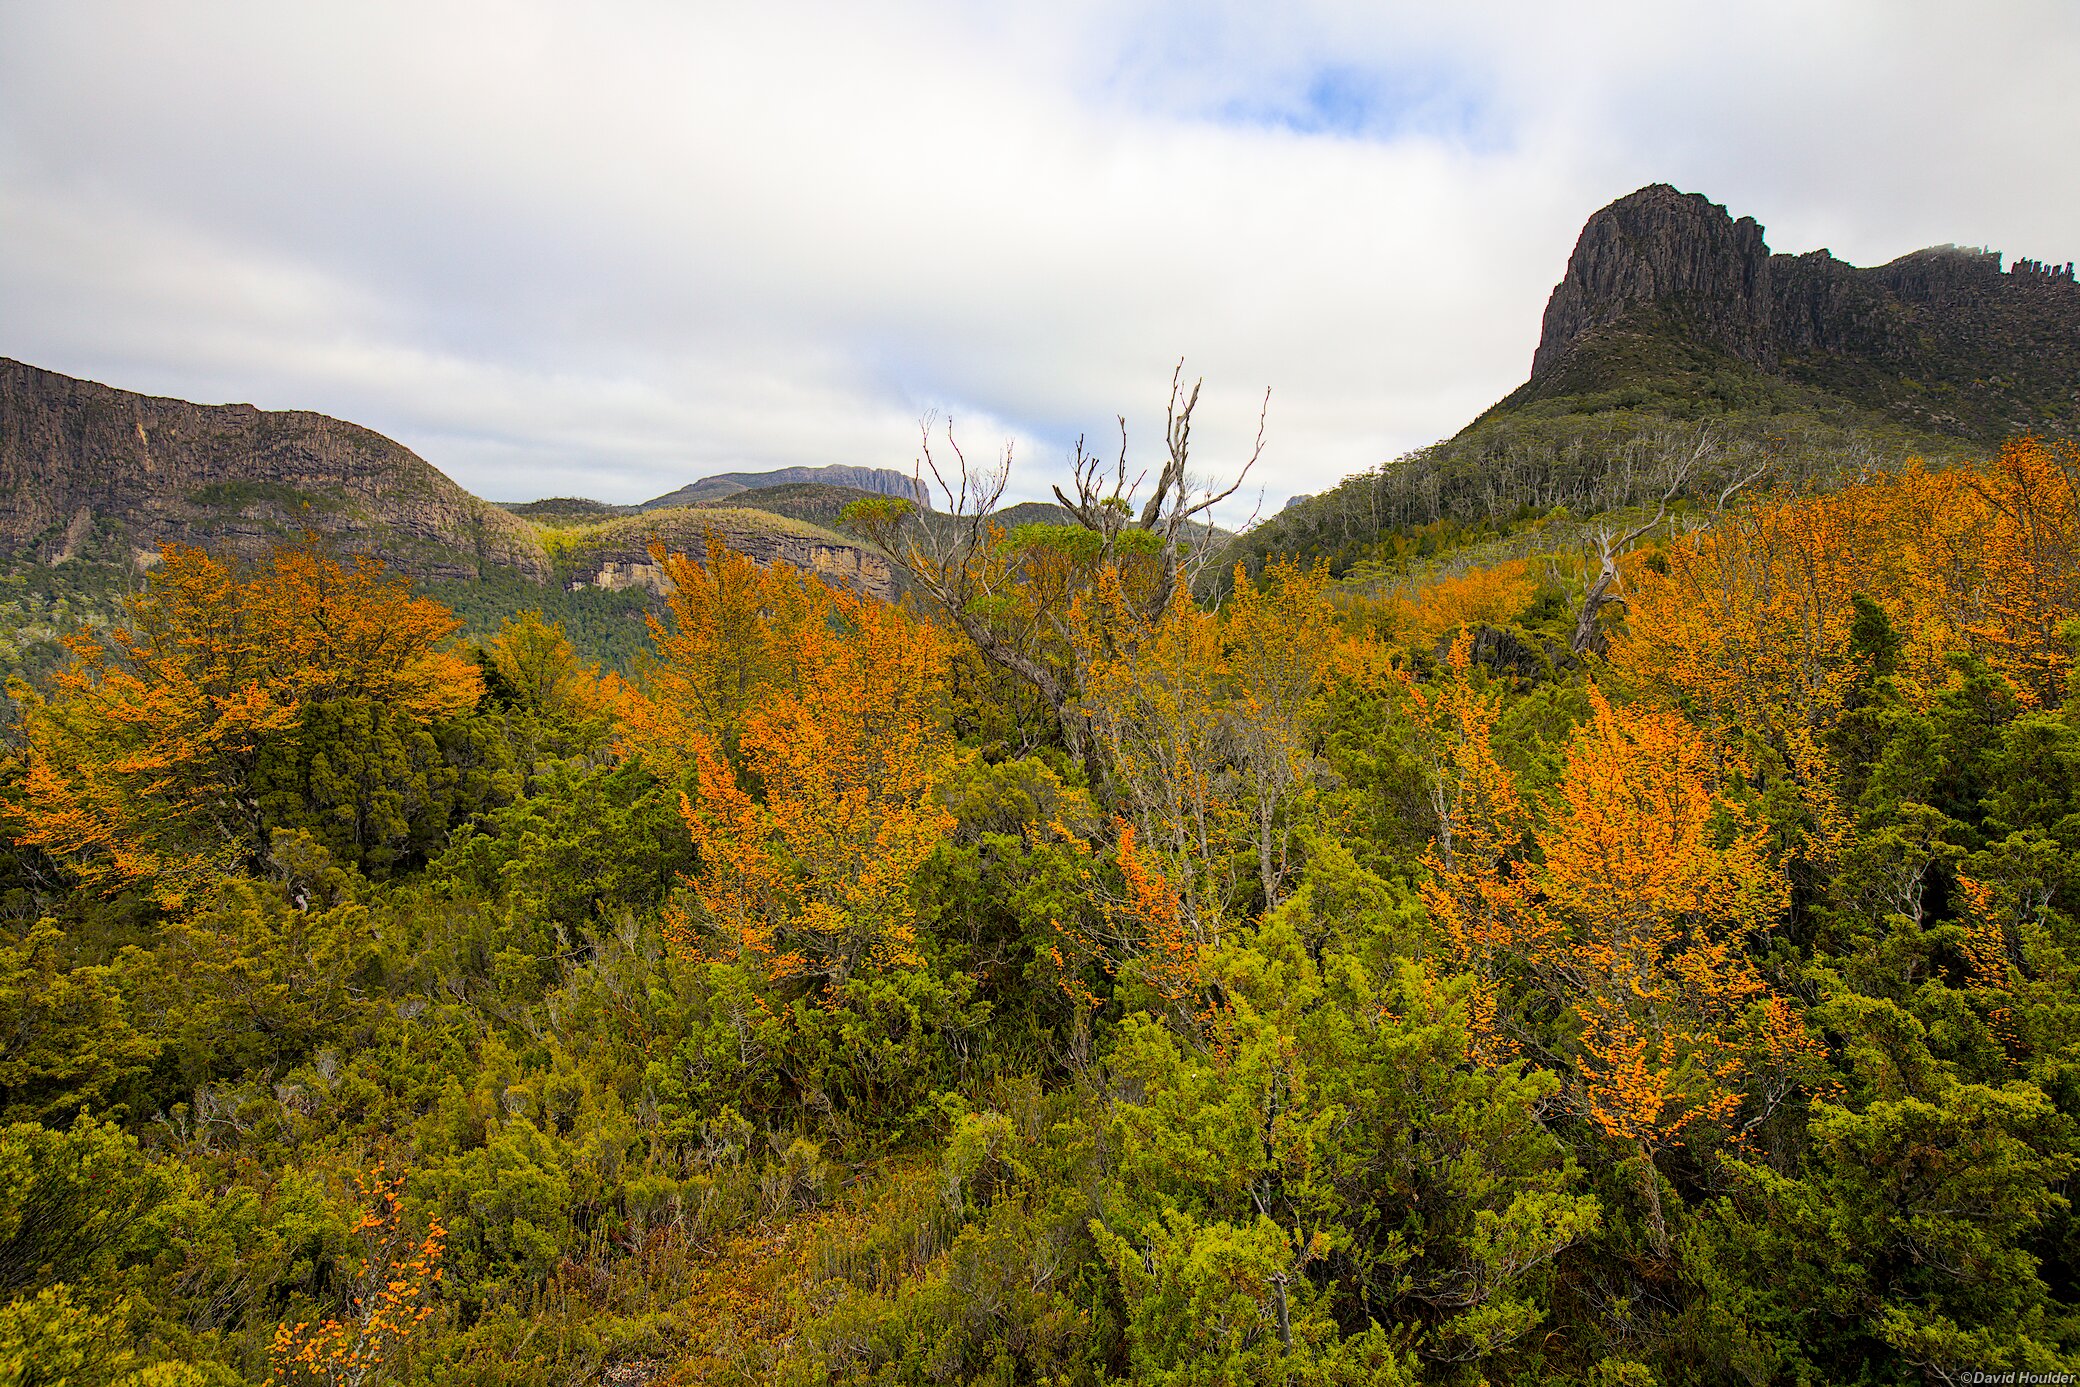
<box><xmin>3</xmin><ymin>444</ymin><xmax>2080</xmax><ymax>1384</ymax></box>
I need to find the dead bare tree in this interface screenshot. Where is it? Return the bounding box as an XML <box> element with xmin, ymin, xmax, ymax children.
<box><xmin>844</xmin><ymin>362</ymin><xmax>1268</xmax><ymax>777</ymax></box>
<box><xmin>1570</xmin><ymin>430</ymin><xmax>1767</xmax><ymax>656</ymax></box>
<box><xmin>1049</xmin><ymin>363</ymin><xmax>1269</xmax><ymax>608</ymax></box>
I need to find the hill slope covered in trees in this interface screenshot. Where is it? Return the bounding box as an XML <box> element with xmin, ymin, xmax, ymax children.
<box><xmin>4</xmin><ymin>417</ymin><xmax>2080</xmax><ymax>1382</ymax></box>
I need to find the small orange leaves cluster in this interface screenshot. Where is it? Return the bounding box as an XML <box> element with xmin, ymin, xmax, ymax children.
<box><xmin>1957</xmin><ymin>874</ymin><xmax>2015</xmax><ymax>991</ymax></box>
<box><xmin>1964</xmin><ymin>437</ymin><xmax>2080</xmax><ymax>706</ymax></box>
<box><xmin>1525</xmin><ymin>689</ymin><xmax>1817</xmax><ymax>1149</ymax></box>
<box><xmin>1347</xmin><ymin>557</ymin><xmax>1540</xmax><ymax>647</ymax></box>
<box><xmin>6</xmin><ymin>540</ymin><xmax>480</xmax><ymax>907</ymax></box>
<box><xmin>1071</xmin><ymin>558</ymin><xmax>1351</xmax><ymax>939</ymax></box>
<box><xmin>1405</xmin><ymin>652</ymin><xmax>1821</xmax><ymax>1150</ymax></box>
<box><xmin>1401</xmin><ymin>635</ymin><xmax>1530</xmax><ymax>1064</ymax></box>
<box><xmin>1612</xmin><ymin>441</ymin><xmax>2080</xmax><ymax>854</ymax></box>
<box><xmin>1223</xmin><ymin>558</ymin><xmax>1346</xmax><ymax>904</ymax></box>
<box><xmin>1055</xmin><ymin>820</ymin><xmax>1203</xmax><ymax>1004</ymax></box>
<box><xmin>484</xmin><ymin>608</ymin><xmax>609</xmax><ymax>721</ymax></box>
<box><xmin>613</xmin><ymin>534</ymin><xmax>817</xmax><ymax>766</ymax></box>
<box><xmin>1069</xmin><ymin>569</ymin><xmax>1238</xmax><ymax>951</ymax></box>
<box><xmin>268</xmin><ymin>1163</ymin><xmax>445</xmax><ymax>1387</ymax></box>
<box><xmin>1952</xmin><ymin>867</ymin><xmax>2076</xmax><ymax>1066</ymax></box>
<box><xmin>635</xmin><ymin>535</ymin><xmax>956</xmax><ymax>991</ymax></box>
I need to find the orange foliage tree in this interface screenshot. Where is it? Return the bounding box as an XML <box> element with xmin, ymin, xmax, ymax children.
<box><xmin>1223</xmin><ymin>557</ymin><xmax>1343</xmax><ymax>908</ymax></box>
<box><xmin>1347</xmin><ymin>557</ymin><xmax>1541</xmax><ymax>649</ymax></box>
<box><xmin>1048</xmin><ymin>818</ymin><xmax>1203</xmax><ymax>1020</ymax></box>
<box><xmin>622</xmin><ymin>536</ymin><xmax>958</xmax><ymax>991</ymax></box>
<box><xmin>1517</xmin><ymin>692</ymin><xmax>1811</xmax><ymax>1163</ymax></box>
<box><xmin>1050</xmin><ymin>560</ymin><xmax>1348</xmax><ymax>1024</ymax></box>
<box><xmin>1960</xmin><ymin>437</ymin><xmax>2080</xmax><ymax>706</ymax></box>
<box><xmin>1073</xmin><ymin>569</ymin><xmax>1236</xmax><ymax>935</ymax></box>
<box><xmin>268</xmin><ymin>1163</ymin><xmax>445</xmax><ymax>1387</ymax></box>
<box><xmin>5</xmin><ymin>541</ymin><xmax>480</xmax><ymax>907</ymax></box>
<box><xmin>1611</xmin><ymin>441</ymin><xmax>2080</xmax><ymax>856</ymax></box>
<box><xmin>1400</xmin><ymin>635</ymin><xmax>1530</xmax><ymax>1064</ymax></box>
<box><xmin>1407</xmin><ymin>657</ymin><xmax>1820</xmax><ymax>1248</ymax></box>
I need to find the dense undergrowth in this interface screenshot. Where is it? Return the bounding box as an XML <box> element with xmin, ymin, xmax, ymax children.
<box><xmin>2</xmin><ymin>440</ymin><xmax>2078</xmax><ymax>1384</ymax></box>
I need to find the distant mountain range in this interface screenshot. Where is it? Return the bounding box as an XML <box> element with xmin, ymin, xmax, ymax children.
<box><xmin>0</xmin><ymin>359</ymin><xmax>899</xmax><ymax>602</ymax></box>
<box><xmin>9</xmin><ymin>181</ymin><xmax>2075</xmax><ymax>630</ymax></box>
<box><xmin>637</xmin><ymin>464</ymin><xmax>931</xmax><ymax>512</ymax></box>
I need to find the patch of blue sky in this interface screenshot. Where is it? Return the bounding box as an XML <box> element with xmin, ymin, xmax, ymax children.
<box><xmin>1217</xmin><ymin>63</ymin><xmax>1500</xmax><ymax>147</ymax></box>
<box><xmin>1081</xmin><ymin>7</ymin><xmax>1506</xmax><ymax>148</ymax></box>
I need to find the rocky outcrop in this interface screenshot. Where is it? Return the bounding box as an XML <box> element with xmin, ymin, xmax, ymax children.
<box><xmin>557</xmin><ymin>506</ymin><xmax>896</xmax><ymax>602</ymax></box>
<box><xmin>1526</xmin><ymin>187</ymin><xmax>2080</xmax><ymax>442</ymax></box>
<box><xmin>641</xmin><ymin>464</ymin><xmax>931</xmax><ymax>512</ymax></box>
<box><xmin>0</xmin><ymin>359</ymin><xmax>550</xmax><ymax>581</ymax></box>
<box><xmin>1531</xmin><ymin>185</ymin><xmax>1776</xmax><ymax>377</ymax></box>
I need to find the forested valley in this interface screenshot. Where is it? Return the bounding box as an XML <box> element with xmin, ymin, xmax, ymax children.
<box><xmin>3</xmin><ymin>433</ymin><xmax>2080</xmax><ymax>1386</ymax></box>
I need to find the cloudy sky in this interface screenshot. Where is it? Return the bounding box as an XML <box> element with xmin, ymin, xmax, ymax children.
<box><xmin>4</xmin><ymin>1</ymin><xmax>2077</xmax><ymax>513</ymax></box>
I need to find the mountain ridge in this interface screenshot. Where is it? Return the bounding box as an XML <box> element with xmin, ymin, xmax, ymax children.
<box><xmin>639</xmin><ymin>464</ymin><xmax>931</xmax><ymax>512</ymax></box>
<box><xmin>1222</xmin><ymin>182</ymin><xmax>2076</xmax><ymax>587</ymax></box>
<box><xmin>1513</xmin><ymin>183</ymin><xmax>2080</xmax><ymax>441</ymax></box>
<box><xmin>0</xmin><ymin>358</ymin><xmax>550</xmax><ymax>583</ymax></box>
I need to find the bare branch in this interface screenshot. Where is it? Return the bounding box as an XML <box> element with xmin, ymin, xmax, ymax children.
<box><xmin>1717</xmin><ymin>460</ymin><xmax>1769</xmax><ymax>512</ymax></box>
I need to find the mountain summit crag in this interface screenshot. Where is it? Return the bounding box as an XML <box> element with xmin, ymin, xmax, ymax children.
<box><xmin>1531</xmin><ymin>185</ymin><xmax>1778</xmax><ymax>377</ymax></box>
<box><xmin>1522</xmin><ymin>184</ymin><xmax>2080</xmax><ymax>441</ymax></box>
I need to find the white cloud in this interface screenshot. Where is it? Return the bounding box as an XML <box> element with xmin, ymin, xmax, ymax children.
<box><xmin>2</xmin><ymin>0</ymin><xmax>2075</xmax><ymax>515</ymax></box>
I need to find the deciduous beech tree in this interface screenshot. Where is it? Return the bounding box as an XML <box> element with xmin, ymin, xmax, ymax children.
<box><xmin>1408</xmin><ymin>653</ymin><xmax>1819</xmax><ymax>1250</ymax></box>
<box><xmin>1518</xmin><ymin>694</ymin><xmax>1813</xmax><ymax>1175</ymax></box>
<box><xmin>1073</xmin><ymin>571</ymin><xmax>1236</xmax><ymax>932</ymax></box>
<box><xmin>1401</xmin><ymin>634</ymin><xmax>1530</xmax><ymax>1062</ymax></box>
<box><xmin>1611</xmin><ymin>443</ymin><xmax>2080</xmax><ymax>857</ymax></box>
<box><xmin>1223</xmin><ymin>558</ymin><xmax>1342</xmax><ymax>909</ymax></box>
<box><xmin>842</xmin><ymin>364</ymin><xmax>1266</xmax><ymax>778</ymax></box>
<box><xmin>4</xmin><ymin>542</ymin><xmax>479</xmax><ymax>907</ymax></box>
<box><xmin>631</xmin><ymin>538</ymin><xmax>958</xmax><ymax>991</ymax></box>
<box><xmin>1964</xmin><ymin>437</ymin><xmax>2080</xmax><ymax>707</ymax></box>
<box><xmin>268</xmin><ymin>1163</ymin><xmax>445</xmax><ymax>1387</ymax></box>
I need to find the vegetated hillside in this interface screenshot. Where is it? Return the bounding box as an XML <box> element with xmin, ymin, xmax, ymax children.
<box><xmin>429</xmin><ymin>500</ymin><xmax>904</xmax><ymax>672</ymax></box>
<box><xmin>500</xmin><ymin>495</ymin><xmax>634</xmax><ymax>525</ymax></box>
<box><xmin>640</xmin><ymin>462</ymin><xmax>932</xmax><ymax>511</ymax></box>
<box><xmin>6</xmin><ymin>433</ymin><xmax>2078</xmax><ymax>1384</ymax></box>
<box><xmin>503</xmin><ymin>481</ymin><xmax>954</xmax><ymax>533</ymax></box>
<box><xmin>0</xmin><ymin>358</ymin><xmax>549</xmax><ymax>583</ymax></box>
<box><xmin>687</xmin><ymin>480</ymin><xmax>909</xmax><ymax>529</ymax></box>
<box><xmin>1225</xmin><ymin>184</ymin><xmax>2074</xmax><ymax>586</ymax></box>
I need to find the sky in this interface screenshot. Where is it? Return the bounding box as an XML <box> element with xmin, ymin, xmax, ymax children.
<box><xmin>3</xmin><ymin>1</ymin><xmax>2078</xmax><ymax>516</ymax></box>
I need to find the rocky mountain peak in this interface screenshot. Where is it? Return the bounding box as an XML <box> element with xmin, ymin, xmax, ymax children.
<box><xmin>1519</xmin><ymin>185</ymin><xmax>2080</xmax><ymax>442</ymax></box>
<box><xmin>1531</xmin><ymin>184</ymin><xmax>1775</xmax><ymax>378</ymax></box>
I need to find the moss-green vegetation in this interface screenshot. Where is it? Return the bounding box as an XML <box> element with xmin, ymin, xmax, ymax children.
<box><xmin>185</xmin><ymin>480</ymin><xmax>337</xmax><ymax>512</ymax></box>
<box><xmin>5</xmin><ymin>441</ymin><xmax>2078</xmax><ymax>1381</ymax></box>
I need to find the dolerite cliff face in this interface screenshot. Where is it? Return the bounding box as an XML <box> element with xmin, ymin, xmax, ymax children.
<box><xmin>1523</xmin><ymin>185</ymin><xmax>2080</xmax><ymax>442</ymax></box>
<box><xmin>0</xmin><ymin>359</ymin><xmax>550</xmax><ymax>581</ymax></box>
<box><xmin>1531</xmin><ymin>185</ymin><xmax>1778</xmax><ymax>376</ymax></box>
<box><xmin>556</xmin><ymin>506</ymin><xmax>897</xmax><ymax>603</ymax></box>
